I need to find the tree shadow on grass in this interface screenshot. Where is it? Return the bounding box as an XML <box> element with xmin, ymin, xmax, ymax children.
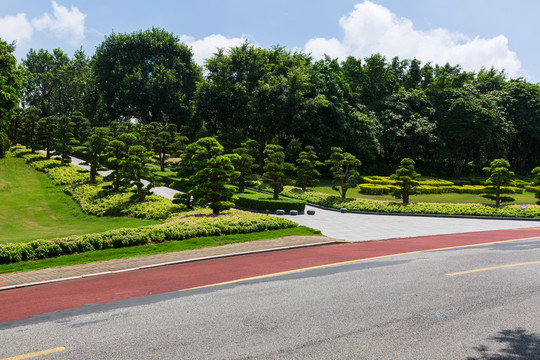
<box><xmin>467</xmin><ymin>328</ymin><xmax>540</xmax><ymax>359</ymax></box>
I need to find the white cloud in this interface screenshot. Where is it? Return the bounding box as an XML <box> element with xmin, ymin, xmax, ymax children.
<box><xmin>304</xmin><ymin>1</ymin><xmax>522</xmax><ymax>77</ymax></box>
<box><xmin>0</xmin><ymin>14</ymin><xmax>33</xmax><ymax>45</ymax></box>
<box><xmin>179</xmin><ymin>34</ymin><xmax>249</xmax><ymax>65</ymax></box>
<box><xmin>31</xmin><ymin>1</ymin><xmax>86</xmax><ymax>46</ymax></box>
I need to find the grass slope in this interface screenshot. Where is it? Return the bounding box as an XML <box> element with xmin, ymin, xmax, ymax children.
<box><xmin>0</xmin><ymin>154</ymin><xmax>158</xmax><ymax>243</ymax></box>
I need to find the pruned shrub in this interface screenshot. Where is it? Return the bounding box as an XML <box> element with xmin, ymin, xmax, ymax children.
<box><xmin>235</xmin><ymin>193</ymin><xmax>306</xmax><ymax>212</ymax></box>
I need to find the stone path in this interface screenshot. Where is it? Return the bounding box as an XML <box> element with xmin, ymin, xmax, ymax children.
<box><xmin>276</xmin><ymin>205</ymin><xmax>540</xmax><ymax>242</ymax></box>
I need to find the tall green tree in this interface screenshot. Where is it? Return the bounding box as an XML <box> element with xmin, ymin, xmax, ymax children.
<box><xmin>325</xmin><ymin>147</ymin><xmax>361</xmax><ymax>199</ymax></box>
<box><xmin>79</xmin><ymin>127</ymin><xmax>110</xmax><ymax>184</ymax></box>
<box><xmin>232</xmin><ymin>139</ymin><xmax>259</xmax><ymax>193</ymax></box>
<box><xmin>36</xmin><ymin>116</ymin><xmax>58</xmax><ymax>159</ymax></box>
<box><xmin>197</xmin><ymin>42</ymin><xmax>323</xmax><ymax>164</ymax></box>
<box><xmin>20</xmin><ymin>107</ymin><xmax>41</xmax><ymax>152</ymax></box>
<box><xmin>263</xmin><ymin>144</ymin><xmax>293</xmax><ymax>200</ymax></box>
<box><xmin>435</xmin><ymin>84</ymin><xmax>499</xmax><ymax>177</ymax></box>
<box><xmin>390</xmin><ymin>158</ymin><xmax>420</xmax><ymax>205</ymax></box>
<box><xmin>187</xmin><ymin>138</ymin><xmax>240</xmax><ymax>214</ymax></box>
<box><xmin>120</xmin><ymin>143</ymin><xmax>160</xmax><ymax>202</ymax></box>
<box><xmin>53</xmin><ymin>115</ymin><xmax>77</xmax><ymax>165</ymax></box>
<box><xmin>295</xmin><ymin>145</ymin><xmax>322</xmax><ymax>191</ymax></box>
<box><xmin>530</xmin><ymin>166</ymin><xmax>540</xmax><ymax>205</ymax></box>
<box><xmin>21</xmin><ymin>48</ymin><xmax>70</xmax><ymax>117</ymax></box>
<box><xmin>481</xmin><ymin>159</ymin><xmax>515</xmax><ymax>206</ymax></box>
<box><xmin>0</xmin><ymin>39</ymin><xmax>22</xmax><ymax>146</ymax></box>
<box><xmin>93</xmin><ymin>28</ymin><xmax>200</xmax><ymax>129</ymax></box>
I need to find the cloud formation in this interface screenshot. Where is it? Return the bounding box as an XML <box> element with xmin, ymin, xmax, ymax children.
<box><xmin>304</xmin><ymin>1</ymin><xmax>522</xmax><ymax>77</ymax></box>
<box><xmin>32</xmin><ymin>1</ymin><xmax>86</xmax><ymax>46</ymax></box>
<box><xmin>0</xmin><ymin>1</ymin><xmax>86</xmax><ymax>48</ymax></box>
<box><xmin>0</xmin><ymin>14</ymin><xmax>33</xmax><ymax>45</ymax></box>
<box><xmin>179</xmin><ymin>34</ymin><xmax>249</xmax><ymax>65</ymax></box>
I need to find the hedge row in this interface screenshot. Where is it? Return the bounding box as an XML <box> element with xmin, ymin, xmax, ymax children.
<box><xmin>358</xmin><ymin>183</ymin><xmax>524</xmax><ymax>195</ymax></box>
<box><xmin>11</xmin><ymin>146</ymin><xmax>180</xmax><ymax>220</ymax></box>
<box><xmin>65</xmin><ymin>182</ymin><xmax>184</xmax><ymax>220</ymax></box>
<box><xmin>235</xmin><ymin>193</ymin><xmax>306</xmax><ymax>212</ymax></box>
<box><xmin>0</xmin><ymin>209</ymin><xmax>297</xmax><ymax>263</ymax></box>
<box><xmin>280</xmin><ymin>186</ymin><xmax>540</xmax><ymax>218</ymax></box>
<box><xmin>12</xmin><ymin>147</ymin><xmax>92</xmax><ymax>185</ymax></box>
<box><xmin>361</xmin><ymin>176</ymin><xmax>454</xmax><ymax>187</ymax></box>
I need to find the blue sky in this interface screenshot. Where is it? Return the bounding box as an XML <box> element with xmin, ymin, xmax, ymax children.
<box><xmin>1</xmin><ymin>0</ymin><xmax>538</xmax><ymax>82</ymax></box>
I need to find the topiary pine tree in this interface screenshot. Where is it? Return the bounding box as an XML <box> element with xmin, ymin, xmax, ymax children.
<box><xmin>120</xmin><ymin>143</ymin><xmax>161</xmax><ymax>202</ymax></box>
<box><xmin>191</xmin><ymin>152</ymin><xmax>240</xmax><ymax>215</ymax></box>
<box><xmin>296</xmin><ymin>145</ymin><xmax>322</xmax><ymax>191</ymax></box>
<box><xmin>53</xmin><ymin>115</ymin><xmax>77</xmax><ymax>165</ymax></box>
<box><xmin>390</xmin><ymin>158</ymin><xmax>420</xmax><ymax>204</ymax></box>
<box><xmin>263</xmin><ymin>144</ymin><xmax>294</xmax><ymax>200</ymax></box>
<box><xmin>531</xmin><ymin>166</ymin><xmax>540</xmax><ymax>205</ymax></box>
<box><xmin>20</xmin><ymin>107</ymin><xmax>41</xmax><ymax>153</ymax></box>
<box><xmin>78</xmin><ymin>127</ymin><xmax>110</xmax><ymax>184</ymax></box>
<box><xmin>174</xmin><ymin>137</ymin><xmax>223</xmax><ymax>209</ymax></box>
<box><xmin>233</xmin><ymin>139</ymin><xmax>259</xmax><ymax>193</ymax></box>
<box><xmin>481</xmin><ymin>159</ymin><xmax>515</xmax><ymax>206</ymax></box>
<box><xmin>36</xmin><ymin>116</ymin><xmax>58</xmax><ymax>159</ymax></box>
<box><xmin>325</xmin><ymin>147</ymin><xmax>361</xmax><ymax>199</ymax></box>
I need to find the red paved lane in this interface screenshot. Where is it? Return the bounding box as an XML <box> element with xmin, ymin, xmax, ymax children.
<box><xmin>2</xmin><ymin>227</ymin><xmax>540</xmax><ymax>323</ymax></box>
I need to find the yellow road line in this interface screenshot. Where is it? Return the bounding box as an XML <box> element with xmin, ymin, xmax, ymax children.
<box><xmin>446</xmin><ymin>260</ymin><xmax>540</xmax><ymax>276</ymax></box>
<box><xmin>180</xmin><ymin>234</ymin><xmax>540</xmax><ymax>292</ymax></box>
<box><xmin>1</xmin><ymin>347</ymin><xmax>66</xmax><ymax>360</ymax></box>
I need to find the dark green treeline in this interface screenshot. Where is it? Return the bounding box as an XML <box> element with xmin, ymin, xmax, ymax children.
<box><xmin>5</xmin><ymin>28</ymin><xmax>540</xmax><ymax>178</ymax></box>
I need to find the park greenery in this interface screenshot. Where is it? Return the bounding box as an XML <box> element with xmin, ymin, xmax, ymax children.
<box><xmin>3</xmin><ymin>27</ymin><xmax>540</xmax><ymax>266</ymax></box>
<box><xmin>1</xmin><ymin>29</ymin><xmax>540</xmax><ymax>178</ymax></box>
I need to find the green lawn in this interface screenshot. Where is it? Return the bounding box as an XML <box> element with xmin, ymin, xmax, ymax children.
<box><xmin>0</xmin><ymin>154</ymin><xmax>158</xmax><ymax>243</ymax></box>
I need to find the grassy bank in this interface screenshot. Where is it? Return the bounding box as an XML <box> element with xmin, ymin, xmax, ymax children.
<box><xmin>0</xmin><ymin>153</ymin><xmax>158</xmax><ymax>244</ymax></box>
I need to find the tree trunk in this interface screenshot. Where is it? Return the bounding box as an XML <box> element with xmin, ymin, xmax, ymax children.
<box><xmin>160</xmin><ymin>153</ymin><xmax>165</xmax><ymax>172</ymax></box>
<box><xmin>90</xmin><ymin>163</ymin><xmax>96</xmax><ymax>184</ymax></box>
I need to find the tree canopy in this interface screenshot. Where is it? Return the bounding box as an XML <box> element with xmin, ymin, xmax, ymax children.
<box><xmin>93</xmin><ymin>28</ymin><xmax>201</xmax><ymax>129</ymax></box>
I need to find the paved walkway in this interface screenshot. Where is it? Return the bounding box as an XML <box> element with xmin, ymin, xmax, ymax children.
<box><xmin>276</xmin><ymin>205</ymin><xmax>540</xmax><ymax>242</ymax></box>
<box><xmin>69</xmin><ymin>155</ymin><xmax>540</xmax><ymax>242</ymax></box>
<box><xmin>69</xmin><ymin>156</ymin><xmax>181</xmax><ymax>199</ymax></box>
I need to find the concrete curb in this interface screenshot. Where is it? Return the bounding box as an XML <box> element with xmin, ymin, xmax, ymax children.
<box><xmin>0</xmin><ymin>240</ymin><xmax>343</xmax><ymax>292</ymax></box>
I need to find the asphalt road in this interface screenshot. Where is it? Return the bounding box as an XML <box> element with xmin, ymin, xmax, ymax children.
<box><xmin>2</xmin><ymin>235</ymin><xmax>540</xmax><ymax>359</ymax></box>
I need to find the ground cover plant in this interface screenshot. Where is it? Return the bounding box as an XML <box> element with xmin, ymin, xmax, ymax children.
<box><xmin>0</xmin><ymin>152</ymin><xmax>158</xmax><ymax>244</ymax></box>
<box><xmin>280</xmin><ymin>186</ymin><xmax>540</xmax><ymax>218</ymax></box>
<box><xmin>0</xmin><ymin>209</ymin><xmax>298</xmax><ymax>264</ymax></box>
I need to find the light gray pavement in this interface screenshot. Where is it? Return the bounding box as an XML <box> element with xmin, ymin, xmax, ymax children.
<box><xmin>69</xmin><ymin>156</ymin><xmax>180</xmax><ymax>199</ymax></box>
<box><xmin>275</xmin><ymin>205</ymin><xmax>540</xmax><ymax>242</ymax></box>
<box><xmin>69</xmin><ymin>155</ymin><xmax>540</xmax><ymax>242</ymax></box>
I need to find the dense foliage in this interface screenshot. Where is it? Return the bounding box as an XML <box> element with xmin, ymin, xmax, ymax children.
<box><xmin>3</xmin><ymin>30</ymin><xmax>540</xmax><ymax>178</ymax></box>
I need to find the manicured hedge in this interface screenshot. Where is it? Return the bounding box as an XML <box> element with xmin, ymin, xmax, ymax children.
<box><xmin>358</xmin><ymin>182</ymin><xmax>523</xmax><ymax>195</ymax></box>
<box><xmin>281</xmin><ymin>186</ymin><xmax>540</xmax><ymax>218</ymax></box>
<box><xmin>235</xmin><ymin>193</ymin><xmax>306</xmax><ymax>212</ymax></box>
<box><xmin>12</xmin><ymin>147</ymin><xmax>92</xmax><ymax>185</ymax></box>
<box><xmin>65</xmin><ymin>182</ymin><xmax>184</xmax><ymax>220</ymax></box>
<box><xmin>0</xmin><ymin>209</ymin><xmax>297</xmax><ymax>263</ymax></box>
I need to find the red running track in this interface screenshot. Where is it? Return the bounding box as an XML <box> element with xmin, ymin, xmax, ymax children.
<box><xmin>2</xmin><ymin>226</ymin><xmax>540</xmax><ymax>323</ymax></box>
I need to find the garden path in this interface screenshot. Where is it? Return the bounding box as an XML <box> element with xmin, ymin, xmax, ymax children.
<box><xmin>68</xmin><ymin>155</ymin><xmax>540</xmax><ymax>242</ymax></box>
